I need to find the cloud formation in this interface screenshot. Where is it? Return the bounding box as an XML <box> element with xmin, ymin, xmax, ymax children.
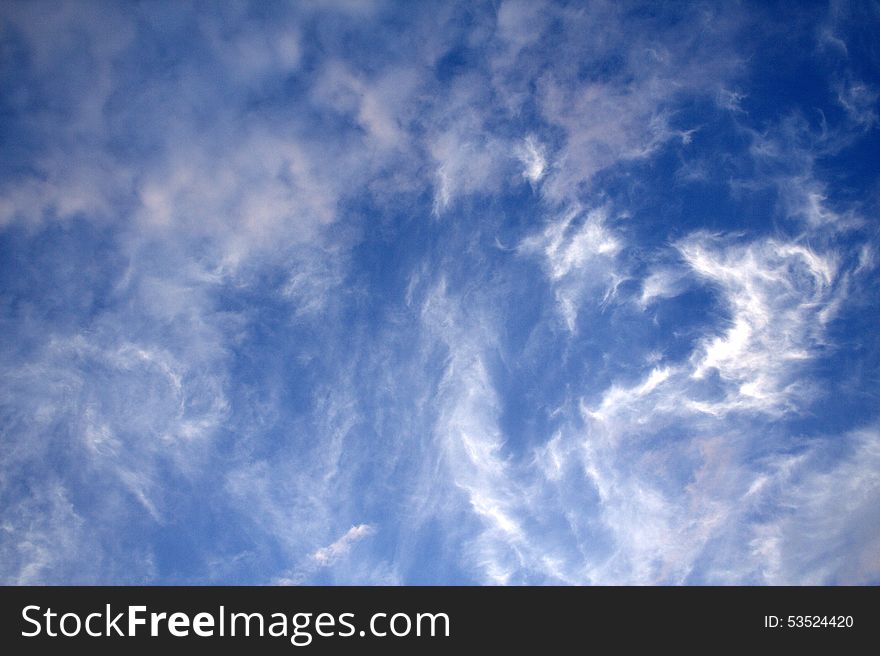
<box><xmin>1</xmin><ymin>0</ymin><xmax>878</xmax><ymax>585</ymax></box>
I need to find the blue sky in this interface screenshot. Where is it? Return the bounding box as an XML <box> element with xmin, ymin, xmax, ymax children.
<box><xmin>1</xmin><ymin>0</ymin><xmax>879</xmax><ymax>585</ymax></box>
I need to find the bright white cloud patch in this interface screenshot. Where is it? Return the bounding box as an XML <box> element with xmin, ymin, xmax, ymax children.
<box><xmin>516</xmin><ymin>136</ymin><xmax>548</xmax><ymax>184</ymax></box>
<box><xmin>680</xmin><ymin>234</ymin><xmax>840</xmax><ymax>414</ymax></box>
<box><xmin>312</xmin><ymin>524</ymin><xmax>377</xmax><ymax>566</ymax></box>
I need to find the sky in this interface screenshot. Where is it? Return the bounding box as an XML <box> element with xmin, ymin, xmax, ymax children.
<box><xmin>1</xmin><ymin>0</ymin><xmax>879</xmax><ymax>585</ymax></box>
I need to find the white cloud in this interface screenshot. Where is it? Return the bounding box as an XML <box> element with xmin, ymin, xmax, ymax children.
<box><xmin>419</xmin><ymin>280</ymin><xmax>528</xmax><ymax>583</ymax></box>
<box><xmin>427</xmin><ymin>81</ymin><xmax>511</xmax><ymax>215</ymax></box>
<box><xmin>515</xmin><ymin>136</ymin><xmax>548</xmax><ymax>184</ymax></box>
<box><xmin>312</xmin><ymin>524</ymin><xmax>377</xmax><ymax>566</ymax></box>
<box><xmin>747</xmin><ymin>427</ymin><xmax>880</xmax><ymax>584</ymax></box>
<box><xmin>638</xmin><ymin>268</ymin><xmax>688</xmax><ymax>308</ymax></box>
<box><xmin>680</xmin><ymin>234</ymin><xmax>839</xmax><ymax>414</ymax></box>
<box><xmin>1</xmin><ymin>0</ymin><xmax>878</xmax><ymax>588</ymax></box>
<box><xmin>835</xmin><ymin>79</ymin><xmax>878</xmax><ymax>129</ymax></box>
<box><xmin>496</xmin><ymin>0</ymin><xmax>549</xmax><ymax>54</ymax></box>
<box><xmin>520</xmin><ymin>205</ymin><xmax>622</xmax><ymax>330</ymax></box>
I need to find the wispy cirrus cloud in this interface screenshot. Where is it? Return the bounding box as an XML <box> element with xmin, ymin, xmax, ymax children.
<box><xmin>1</xmin><ymin>0</ymin><xmax>878</xmax><ymax>587</ymax></box>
